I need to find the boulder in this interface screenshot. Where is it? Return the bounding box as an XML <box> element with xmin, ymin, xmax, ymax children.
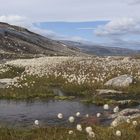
<box><xmin>105</xmin><ymin>74</ymin><xmax>133</xmax><ymax>87</ymax></box>
<box><xmin>96</xmin><ymin>89</ymin><xmax>123</xmax><ymax>95</ymax></box>
<box><xmin>109</xmin><ymin>108</ymin><xmax>140</xmax><ymax>127</ymax></box>
<box><xmin>0</xmin><ymin>78</ymin><xmax>15</xmax><ymax>88</ymax></box>
<box><xmin>117</xmin><ymin>100</ymin><xmax>140</xmax><ymax>107</ymax></box>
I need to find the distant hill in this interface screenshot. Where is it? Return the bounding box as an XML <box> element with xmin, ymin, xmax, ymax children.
<box><xmin>0</xmin><ymin>22</ymin><xmax>139</xmax><ymax>59</ymax></box>
<box><xmin>60</xmin><ymin>40</ymin><xmax>140</xmax><ymax>56</ymax></box>
<box><xmin>0</xmin><ymin>22</ymin><xmax>83</xmax><ymax>59</ymax></box>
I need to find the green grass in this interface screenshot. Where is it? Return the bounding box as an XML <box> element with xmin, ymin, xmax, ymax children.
<box><xmin>0</xmin><ymin>74</ymin><xmax>140</xmax><ymax>104</ymax></box>
<box><xmin>0</xmin><ymin>63</ymin><xmax>140</xmax><ymax>103</ymax></box>
<box><xmin>0</xmin><ymin>65</ymin><xmax>25</xmax><ymax>79</ymax></box>
<box><xmin>0</xmin><ymin>118</ymin><xmax>139</xmax><ymax>140</ymax></box>
<box><xmin>127</xmin><ymin>81</ymin><xmax>140</xmax><ymax>95</ymax></box>
<box><xmin>0</xmin><ymin>76</ymin><xmax>55</xmax><ymax>99</ymax></box>
<box><xmin>54</xmin><ymin>96</ymin><xmax>75</xmax><ymax>100</ymax></box>
<box><xmin>81</xmin><ymin>96</ymin><xmax>117</xmax><ymax>106</ymax></box>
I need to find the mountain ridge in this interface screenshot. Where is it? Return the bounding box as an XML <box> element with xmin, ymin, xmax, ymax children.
<box><xmin>0</xmin><ymin>22</ymin><xmax>139</xmax><ymax>58</ymax></box>
<box><xmin>0</xmin><ymin>22</ymin><xmax>83</xmax><ymax>59</ymax></box>
<box><xmin>60</xmin><ymin>40</ymin><xmax>140</xmax><ymax>56</ymax></box>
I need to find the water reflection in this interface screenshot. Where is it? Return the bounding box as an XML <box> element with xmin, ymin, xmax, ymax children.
<box><xmin>0</xmin><ymin>100</ymin><xmax>110</xmax><ymax>128</ymax></box>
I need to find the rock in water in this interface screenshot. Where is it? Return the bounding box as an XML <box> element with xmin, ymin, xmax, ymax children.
<box><xmin>96</xmin><ymin>89</ymin><xmax>123</xmax><ymax>95</ymax></box>
<box><xmin>105</xmin><ymin>74</ymin><xmax>133</xmax><ymax>87</ymax></box>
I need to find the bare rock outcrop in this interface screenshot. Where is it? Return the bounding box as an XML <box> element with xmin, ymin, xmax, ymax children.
<box><xmin>105</xmin><ymin>74</ymin><xmax>133</xmax><ymax>87</ymax></box>
<box><xmin>109</xmin><ymin>108</ymin><xmax>140</xmax><ymax>127</ymax></box>
<box><xmin>0</xmin><ymin>78</ymin><xmax>15</xmax><ymax>88</ymax></box>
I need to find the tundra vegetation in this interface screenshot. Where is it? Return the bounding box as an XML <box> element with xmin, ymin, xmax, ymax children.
<box><xmin>0</xmin><ymin>56</ymin><xmax>140</xmax><ymax>140</ymax></box>
<box><xmin>0</xmin><ymin>117</ymin><xmax>139</xmax><ymax>140</ymax></box>
<box><xmin>0</xmin><ymin>57</ymin><xmax>140</xmax><ymax>100</ymax></box>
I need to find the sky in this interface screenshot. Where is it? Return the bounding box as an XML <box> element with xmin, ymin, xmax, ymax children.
<box><xmin>0</xmin><ymin>0</ymin><xmax>140</xmax><ymax>49</ymax></box>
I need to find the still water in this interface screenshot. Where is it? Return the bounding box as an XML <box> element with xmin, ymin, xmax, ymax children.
<box><xmin>0</xmin><ymin>100</ymin><xmax>112</xmax><ymax>128</ymax></box>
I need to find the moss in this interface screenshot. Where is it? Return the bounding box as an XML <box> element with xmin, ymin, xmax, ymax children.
<box><xmin>81</xmin><ymin>96</ymin><xmax>117</xmax><ymax>106</ymax></box>
<box><xmin>61</xmin><ymin>82</ymin><xmax>94</xmax><ymax>97</ymax></box>
<box><xmin>54</xmin><ymin>96</ymin><xmax>75</xmax><ymax>100</ymax></box>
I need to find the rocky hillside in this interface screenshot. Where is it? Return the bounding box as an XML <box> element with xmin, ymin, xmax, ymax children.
<box><xmin>61</xmin><ymin>40</ymin><xmax>140</xmax><ymax>56</ymax></box>
<box><xmin>0</xmin><ymin>22</ymin><xmax>82</xmax><ymax>59</ymax></box>
<box><xmin>1</xmin><ymin>22</ymin><xmax>139</xmax><ymax>58</ymax></box>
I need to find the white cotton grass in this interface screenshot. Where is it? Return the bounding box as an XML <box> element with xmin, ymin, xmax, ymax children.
<box><xmin>85</xmin><ymin>126</ymin><xmax>92</xmax><ymax>133</ymax></box>
<box><xmin>68</xmin><ymin>130</ymin><xmax>74</xmax><ymax>135</ymax></box>
<box><xmin>111</xmin><ymin>121</ymin><xmax>118</xmax><ymax>127</ymax></box>
<box><xmin>103</xmin><ymin>104</ymin><xmax>109</xmax><ymax>110</ymax></box>
<box><xmin>76</xmin><ymin>124</ymin><xmax>82</xmax><ymax>131</ymax></box>
<box><xmin>115</xmin><ymin>130</ymin><xmax>121</xmax><ymax>137</ymax></box>
<box><xmin>132</xmin><ymin>120</ymin><xmax>138</xmax><ymax>126</ymax></box>
<box><xmin>85</xmin><ymin>114</ymin><xmax>89</xmax><ymax>118</ymax></box>
<box><xmin>113</xmin><ymin>106</ymin><xmax>119</xmax><ymax>113</ymax></box>
<box><xmin>96</xmin><ymin>113</ymin><xmax>101</xmax><ymax>118</ymax></box>
<box><xmin>85</xmin><ymin>127</ymin><xmax>95</xmax><ymax>138</ymax></box>
<box><xmin>6</xmin><ymin>56</ymin><xmax>140</xmax><ymax>90</ymax></box>
<box><xmin>126</xmin><ymin>118</ymin><xmax>131</xmax><ymax>123</ymax></box>
<box><xmin>88</xmin><ymin>131</ymin><xmax>95</xmax><ymax>138</ymax></box>
<box><xmin>34</xmin><ymin>120</ymin><xmax>39</xmax><ymax>125</ymax></box>
<box><xmin>76</xmin><ymin>112</ymin><xmax>80</xmax><ymax>117</ymax></box>
<box><xmin>68</xmin><ymin>116</ymin><xmax>75</xmax><ymax>123</ymax></box>
<box><xmin>57</xmin><ymin>113</ymin><xmax>63</xmax><ymax>119</ymax></box>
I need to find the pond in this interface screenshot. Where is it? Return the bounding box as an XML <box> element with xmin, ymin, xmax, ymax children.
<box><xmin>0</xmin><ymin>100</ymin><xmax>113</xmax><ymax>128</ymax></box>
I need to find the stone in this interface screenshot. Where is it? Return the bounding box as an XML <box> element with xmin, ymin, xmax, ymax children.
<box><xmin>96</xmin><ymin>89</ymin><xmax>123</xmax><ymax>95</ymax></box>
<box><xmin>109</xmin><ymin>108</ymin><xmax>140</xmax><ymax>127</ymax></box>
<box><xmin>117</xmin><ymin>100</ymin><xmax>131</xmax><ymax>105</ymax></box>
<box><xmin>117</xmin><ymin>100</ymin><xmax>140</xmax><ymax>107</ymax></box>
<box><xmin>0</xmin><ymin>78</ymin><xmax>15</xmax><ymax>88</ymax></box>
<box><xmin>105</xmin><ymin>74</ymin><xmax>133</xmax><ymax>87</ymax></box>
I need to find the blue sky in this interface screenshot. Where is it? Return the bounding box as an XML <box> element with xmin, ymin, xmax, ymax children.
<box><xmin>0</xmin><ymin>0</ymin><xmax>140</xmax><ymax>50</ymax></box>
<box><xmin>33</xmin><ymin>21</ymin><xmax>109</xmax><ymax>43</ymax></box>
<box><xmin>33</xmin><ymin>21</ymin><xmax>140</xmax><ymax>50</ymax></box>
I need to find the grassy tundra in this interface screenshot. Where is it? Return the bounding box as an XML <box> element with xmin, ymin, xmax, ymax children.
<box><xmin>0</xmin><ymin>56</ymin><xmax>140</xmax><ymax>140</ymax></box>
<box><xmin>0</xmin><ymin>56</ymin><xmax>140</xmax><ymax>100</ymax></box>
<box><xmin>0</xmin><ymin>118</ymin><xmax>139</xmax><ymax>140</ymax></box>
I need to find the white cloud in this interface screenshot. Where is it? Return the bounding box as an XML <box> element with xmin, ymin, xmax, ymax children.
<box><xmin>107</xmin><ymin>39</ymin><xmax>140</xmax><ymax>50</ymax></box>
<box><xmin>77</xmin><ymin>27</ymin><xmax>96</xmax><ymax>30</ymax></box>
<box><xmin>95</xmin><ymin>18</ymin><xmax>140</xmax><ymax>36</ymax></box>
<box><xmin>0</xmin><ymin>15</ymin><xmax>59</xmax><ymax>39</ymax></box>
<box><xmin>0</xmin><ymin>15</ymin><xmax>86</xmax><ymax>42</ymax></box>
<box><xmin>95</xmin><ymin>17</ymin><xmax>140</xmax><ymax>49</ymax></box>
<box><xmin>30</xmin><ymin>26</ymin><xmax>57</xmax><ymax>38</ymax></box>
<box><xmin>0</xmin><ymin>15</ymin><xmax>28</xmax><ymax>26</ymax></box>
<box><xmin>128</xmin><ymin>0</ymin><xmax>140</xmax><ymax>4</ymax></box>
<box><xmin>0</xmin><ymin>0</ymin><xmax>140</xmax><ymax>49</ymax></box>
<box><xmin>0</xmin><ymin>0</ymin><xmax>139</xmax><ymax>22</ymax></box>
